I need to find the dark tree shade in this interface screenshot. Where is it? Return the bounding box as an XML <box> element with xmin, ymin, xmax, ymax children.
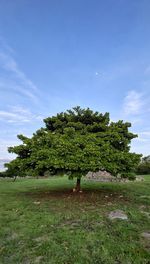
<box><xmin>5</xmin><ymin>107</ymin><xmax>141</xmax><ymax>190</ymax></box>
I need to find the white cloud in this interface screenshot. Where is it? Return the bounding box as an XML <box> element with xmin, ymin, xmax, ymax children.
<box><xmin>0</xmin><ymin>36</ymin><xmax>15</xmax><ymax>55</ymax></box>
<box><xmin>0</xmin><ymin>52</ymin><xmax>38</xmax><ymax>92</ymax></box>
<box><xmin>131</xmin><ymin>137</ymin><xmax>150</xmax><ymax>156</ymax></box>
<box><xmin>123</xmin><ymin>90</ymin><xmax>144</xmax><ymax>115</ymax></box>
<box><xmin>0</xmin><ymin>40</ymin><xmax>39</xmax><ymax>103</ymax></box>
<box><xmin>0</xmin><ymin>139</ymin><xmax>18</xmax><ymax>170</ymax></box>
<box><xmin>133</xmin><ymin>131</ymin><xmax>150</xmax><ymax>143</ymax></box>
<box><xmin>139</xmin><ymin>131</ymin><xmax>150</xmax><ymax>136</ymax></box>
<box><xmin>0</xmin><ymin>106</ymin><xmax>43</xmax><ymax>123</ymax></box>
<box><xmin>0</xmin><ymin>139</ymin><xmax>19</xmax><ymax>159</ymax></box>
<box><xmin>0</xmin><ymin>80</ymin><xmax>38</xmax><ymax>102</ymax></box>
<box><xmin>133</xmin><ymin>137</ymin><xmax>148</xmax><ymax>142</ymax></box>
<box><xmin>0</xmin><ymin>158</ymin><xmax>12</xmax><ymax>171</ymax></box>
<box><xmin>0</xmin><ymin>109</ymin><xmax>30</xmax><ymax>123</ymax></box>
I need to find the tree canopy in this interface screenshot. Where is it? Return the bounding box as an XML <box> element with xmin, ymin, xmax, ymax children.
<box><xmin>5</xmin><ymin>106</ymin><xmax>141</xmax><ymax>189</ymax></box>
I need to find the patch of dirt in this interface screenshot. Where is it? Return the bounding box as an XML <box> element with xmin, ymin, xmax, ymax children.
<box><xmin>141</xmin><ymin>231</ymin><xmax>150</xmax><ymax>251</ymax></box>
<box><xmin>32</xmin><ymin>236</ymin><xmax>50</xmax><ymax>249</ymax></box>
<box><xmin>60</xmin><ymin>219</ymin><xmax>82</xmax><ymax>228</ymax></box>
<box><xmin>22</xmin><ymin>258</ymin><xmax>31</xmax><ymax>264</ymax></box>
<box><xmin>141</xmin><ymin>232</ymin><xmax>150</xmax><ymax>239</ymax></box>
<box><xmin>59</xmin><ymin>219</ymin><xmax>103</xmax><ymax>231</ymax></box>
<box><xmin>7</xmin><ymin>232</ymin><xmax>19</xmax><ymax>241</ymax></box>
<box><xmin>34</xmin><ymin>256</ymin><xmax>44</xmax><ymax>263</ymax></box>
<box><xmin>21</xmin><ymin>188</ymin><xmax>130</xmax><ymax>205</ymax></box>
<box><xmin>33</xmin><ymin>235</ymin><xmax>49</xmax><ymax>243</ymax></box>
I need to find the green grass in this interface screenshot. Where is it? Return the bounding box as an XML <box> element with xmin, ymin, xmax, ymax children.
<box><xmin>0</xmin><ymin>176</ymin><xmax>150</xmax><ymax>264</ymax></box>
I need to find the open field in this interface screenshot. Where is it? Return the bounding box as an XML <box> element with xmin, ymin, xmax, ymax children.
<box><xmin>0</xmin><ymin>176</ymin><xmax>150</xmax><ymax>264</ymax></box>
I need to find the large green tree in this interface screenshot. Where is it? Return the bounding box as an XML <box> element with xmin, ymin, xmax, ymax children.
<box><xmin>5</xmin><ymin>107</ymin><xmax>141</xmax><ymax>190</ymax></box>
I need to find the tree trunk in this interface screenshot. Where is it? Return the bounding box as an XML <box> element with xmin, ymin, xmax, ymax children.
<box><xmin>75</xmin><ymin>178</ymin><xmax>81</xmax><ymax>192</ymax></box>
<box><xmin>13</xmin><ymin>175</ymin><xmax>17</xmax><ymax>182</ymax></box>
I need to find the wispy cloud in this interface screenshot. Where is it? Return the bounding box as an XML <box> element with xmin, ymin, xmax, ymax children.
<box><xmin>0</xmin><ymin>139</ymin><xmax>19</xmax><ymax>159</ymax></box>
<box><xmin>0</xmin><ymin>80</ymin><xmax>38</xmax><ymax>101</ymax></box>
<box><xmin>0</xmin><ymin>52</ymin><xmax>37</xmax><ymax>91</ymax></box>
<box><xmin>133</xmin><ymin>131</ymin><xmax>150</xmax><ymax>143</ymax></box>
<box><xmin>0</xmin><ymin>39</ymin><xmax>39</xmax><ymax>103</ymax></box>
<box><xmin>123</xmin><ymin>90</ymin><xmax>144</xmax><ymax>115</ymax></box>
<box><xmin>0</xmin><ymin>36</ymin><xmax>15</xmax><ymax>55</ymax></box>
<box><xmin>0</xmin><ymin>106</ymin><xmax>44</xmax><ymax>123</ymax></box>
<box><xmin>133</xmin><ymin>137</ymin><xmax>148</xmax><ymax>143</ymax></box>
<box><xmin>139</xmin><ymin>131</ymin><xmax>150</xmax><ymax>136</ymax></box>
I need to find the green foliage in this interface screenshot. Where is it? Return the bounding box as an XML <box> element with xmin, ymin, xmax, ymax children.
<box><xmin>5</xmin><ymin>106</ymin><xmax>141</xmax><ymax>179</ymax></box>
<box><xmin>120</xmin><ymin>172</ymin><xmax>136</xmax><ymax>181</ymax></box>
<box><xmin>136</xmin><ymin>155</ymin><xmax>150</xmax><ymax>175</ymax></box>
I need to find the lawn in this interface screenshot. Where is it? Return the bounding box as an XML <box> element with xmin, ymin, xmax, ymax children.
<box><xmin>0</xmin><ymin>176</ymin><xmax>150</xmax><ymax>264</ymax></box>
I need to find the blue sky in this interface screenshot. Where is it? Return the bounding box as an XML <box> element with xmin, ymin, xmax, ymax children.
<box><xmin>0</xmin><ymin>0</ymin><xmax>150</xmax><ymax>169</ymax></box>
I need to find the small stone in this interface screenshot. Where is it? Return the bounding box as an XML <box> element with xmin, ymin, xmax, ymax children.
<box><xmin>108</xmin><ymin>210</ymin><xmax>128</xmax><ymax>220</ymax></box>
<box><xmin>139</xmin><ymin>205</ymin><xmax>146</xmax><ymax>210</ymax></box>
<box><xmin>136</xmin><ymin>176</ymin><xmax>144</xmax><ymax>182</ymax></box>
<box><xmin>107</xmin><ymin>202</ymin><xmax>112</xmax><ymax>206</ymax></box>
<box><xmin>141</xmin><ymin>232</ymin><xmax>150</xmax><ymax>240</ymax></box>
<box><xmin>33</xmin><ymin>201</ymin><xmax>40</xmax><ymax>205</ymax></box>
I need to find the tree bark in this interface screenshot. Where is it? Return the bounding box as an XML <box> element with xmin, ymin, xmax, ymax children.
<box><xmin>75</xmin><ymin>178</ymin><xmax>81</xmax><ymax>192</ymax></box>
<box><xmin>13</xmin><ymin>175</ymin><xmax>17</xmax><ymax>182</ymax></box>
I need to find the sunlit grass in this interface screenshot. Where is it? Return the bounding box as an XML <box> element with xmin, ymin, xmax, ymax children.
<box><xmin>0</xmin><ymin>176</ymin><xmax>150</xmax><ymax>263</ymax></box>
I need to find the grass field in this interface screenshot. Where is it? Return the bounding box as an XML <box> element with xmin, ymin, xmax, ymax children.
<box><xmin>0</xmin><ymin>176</ymin><xmax>150</xmax><ymax>264</ymax></box>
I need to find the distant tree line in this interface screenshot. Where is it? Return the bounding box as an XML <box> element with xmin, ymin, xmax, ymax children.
<box><xmin>136</xmin><ymin>155</ymin><xmax>150</xmax><ymax>175</ymax></box>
